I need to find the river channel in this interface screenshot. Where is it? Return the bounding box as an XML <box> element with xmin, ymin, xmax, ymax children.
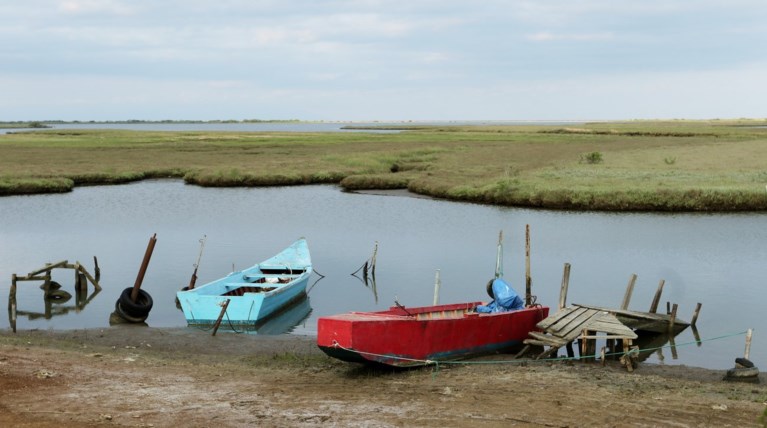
<box><xmin>1</xmin><ymin>180</ymin><xmax>765</xmax><ymax>370</ymax></box>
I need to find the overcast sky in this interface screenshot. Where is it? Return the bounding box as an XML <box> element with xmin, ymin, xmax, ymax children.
<box><xmin>2</xmin><ymin>1</ymin><xmax>766</xmax><ymax>121</ymax></box>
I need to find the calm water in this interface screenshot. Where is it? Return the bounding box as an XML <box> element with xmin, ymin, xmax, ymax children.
<box><xmin>0</xmin><ymin>120</ymin><xmax>581</xmax><ymax>134</ymax></box>
<box><xmin>1</xmin><ymin>181</ymin><xmax>765</xmax><ymax>370</ymax></box>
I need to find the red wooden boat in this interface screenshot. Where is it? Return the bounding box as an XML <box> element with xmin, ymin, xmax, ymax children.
<box><xmin>317</xmin><ymin>301</ymin><xmax>549</xmax><ymax>367</ymax></box>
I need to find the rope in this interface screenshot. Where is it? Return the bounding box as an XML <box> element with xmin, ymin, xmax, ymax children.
<box><xmin>330</xmin><ymin>330</ymin><xmax>750</xmax><ymax>368</ymax></box>
<box><xmin>332</xmin><ymin>340</ymin><xmax>435</xmax><ymax>366</ymax></box>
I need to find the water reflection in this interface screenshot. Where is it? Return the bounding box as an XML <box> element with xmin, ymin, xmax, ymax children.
<box><xmin>9</xmin><ymin>280</ymin><xmax>101</xmax><ymax>332</ymax></box>
<box><xmin>209</xmin><ymin>296</ymin><xmax>314</xmax><ymax>335</ymax></box>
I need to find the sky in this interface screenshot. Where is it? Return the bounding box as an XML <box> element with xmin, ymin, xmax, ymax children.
<box><xmin>2</xmin><ymin>0</ymin><xmax>767</xmax><ymax>121</ymax></box>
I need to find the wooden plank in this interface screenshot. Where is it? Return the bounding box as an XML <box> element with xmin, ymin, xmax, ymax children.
<box><xmin>524</xmin><ymin>339</ymin><xmax>560</xmax><ymax>347</ymax></box>
<box><xmin>537</xmin><ymin>306</ymin><xmax>576</xmax><ymax>330</ymax></box>
<box><xmin>13</xmin><ymin>275</ymin><xmax>49</xmax><ymax>282</ymax></box>
<box><xmin>586</xmin><ymin>323</ymin><xmax>638</xmax><ymax>338</ymax></box>
<box><xmin>582</xmin><ymin>335</ymin><xmax>638</xmax><ymax>340</ymax></box>
<box><xmin>26</xmin><ymin>260</ymin><xmax>68</xmax><ymax>277</ymax></box>
<box><xmin>527</xmin><ymin>332</ymin><xmax>568</xmax><ymax>346</ymax></box>
<box><xmin>547</xmin><ymin>306</ymin><xmax>590</xmax><ymax>332</ymax></box>
<box><xmin>573</xmin><ymin>303</ymin><xmax>690</xmax><ymax>325</ymax></box>
<box><xmin>552</xmin><ymin>308</ymin><xmax>600</xmax><ymax>337</ymax></box>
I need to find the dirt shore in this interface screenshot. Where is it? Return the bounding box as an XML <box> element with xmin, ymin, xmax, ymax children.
<box><xmin>1</xmin><ymin>327</ymin><xmax>765</xmax><ymax>427</ymax></box>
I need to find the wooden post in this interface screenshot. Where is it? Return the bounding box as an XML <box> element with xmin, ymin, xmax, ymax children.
<box><xmin>433</xmin><ymin>269</ymin><xmax>441</xmax><ymax>306</ymax></box>
<box><xmin>93</xmin><ymin>256</ymin><xmax>100</xmax><ymax>282</ymax></box>
<box><xmin>495</xmin><ymin>230</ymin><xmax>503</xmax><ymax>279</ymax></box>
<box><xmin>744</xmin><ymin>328</ymin><xmax>753</xmax><ymax>360</ymax></box>
<box><xmin>690</xmin><ymin>302</ymin><xmax>702</xmax><ymax>327</ymax></box>
<box><xmin>211</xmin><ymin>299</ymin><xmax>231</xmax><ymax>336</ymax></box>
<box><xmin>621</xmin><ymin>274</ymin><xmax>637</xmax><ymax>310</ymax></box>
<box><xmin>666</xmin><ymin>301</ymin><xmax>671</xmax><ymax>315</ymax></box>
<box><xmin>8</xmin><ymin>274</ymin><xmax>17</xmax><ymax>310</ymax></box>
<box><xmin>559</xmin><ymin>263</ymin><xmax>571</xmax><ymax>311</ymax></box>
<box><xmin>649</xmin><ymin>279</ymin><xmax>665</xmax><ymax>313</ymax></box>
<box><xmin>668</xmin><ymin>303</ymin><xmax>678</xmax><ymax>333</ymax></box>
<box><xmin>131</xmin><ymin>233</ymin><xmax>157</xmax><ymax>303</ymax></box>
<box><xmin>525</xmin><ymin>224</ymin><xmax>532</xmax><ymax>307</ymax></box>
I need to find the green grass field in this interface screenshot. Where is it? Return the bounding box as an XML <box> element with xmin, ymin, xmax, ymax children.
<box><xmin>1</xmin><ymin>120</ymin><xmax>767</xmax><ymax>211</ymax></box>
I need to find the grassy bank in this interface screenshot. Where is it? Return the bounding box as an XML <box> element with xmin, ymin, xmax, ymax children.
<box><xmin>1</xmin><ymin>120</ymin><xmax>767</xmax><ymax>211</ymax></box>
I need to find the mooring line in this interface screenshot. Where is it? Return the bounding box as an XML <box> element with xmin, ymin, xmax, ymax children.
<box><xmin>331</xmin><ymin>330</ymin><xmax>750</xmax><ymax>369</ymax></box>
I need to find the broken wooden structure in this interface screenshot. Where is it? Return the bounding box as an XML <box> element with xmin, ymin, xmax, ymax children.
<box><xmin>517</xmin><ymin>263</ymin><xmax>702</xmax><ymax>371</ymax></box>
<box><xmin>7</xmin><ymin>259</ymin><xmax>102</xmax><ymax>332</ymax></box>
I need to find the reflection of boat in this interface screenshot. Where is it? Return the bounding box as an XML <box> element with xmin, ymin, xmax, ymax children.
<box><xmin>176</xmin><ymin>239</ymin><xmax>313</xmax><ymax>326</ymax></box>
<box><xmin>251</xmin><ymin>296</ymin><xmax>312</xmax><ymax>335</ymax></box>
<box><xmin>317</xmin><ymin>301</ymin><xmax>549</xmax><ymax>367</ymax></box>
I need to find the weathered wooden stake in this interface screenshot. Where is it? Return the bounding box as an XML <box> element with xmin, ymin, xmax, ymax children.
<box><xmin>690</xmin><ymin>302</ymin><xmax>702</xmax><ymax>327</ymax></box>
<box><xmin>525</xmin><ymin>224</ymin><xmax>532</xmax><ymax>307</ymax></box>
<box><xmin>559</xmin><ymin>263</ymin><xmax>571</xmax><ymax>311</ymax></box>
<box><xmin>93</xmin><ymin>256</ymin><xmax>101</xmax><ymax>282</ymax></box>
<box><xmin>211</xmin><ymin>299</ymin><xmax>231</xmax><ymax>336</ymax></box>
<box><xmin>744</xmin><ymin>328</ymin><xmax>753</xmax><ymax>360</ymax></box>
<box><xmin>8</xmin><ymin>274</ymin><xmax>17</xmax><ymax>310</ymax></box>
<box><xmin>621</xmin><ymin>274</ymin><xmax>637</xmax><ymax>310</ymax></box>
<box><xmin>495</xmin><ymin>230</ymin><xmax>504</xmax><ymax>279</ymax></box>
<box><xmin>649</xmin><ymin>279</ymin><xmax>665</xmax><ymax>313</ymax></box>
<box><xmin>433</xmin><ymin>269</ymin><xmax>441</xmax><ymax>306</ymax></box>
<box><xmin>668</xmin><ymin>303</ymin><xmax>678</xmax><ymax>333</ymax></box>
<box><xmin>131</xmin><ymin>233</ymin><xmax>157</xmax><ymax>303</ymax></box>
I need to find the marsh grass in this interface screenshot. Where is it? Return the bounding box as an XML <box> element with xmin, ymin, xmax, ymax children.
<box><xmin>2</xmin><ymin>122</ymin><xmax>767</xmax><ymax>211</ymax></box>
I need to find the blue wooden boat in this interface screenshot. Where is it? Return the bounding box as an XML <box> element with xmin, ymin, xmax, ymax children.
<box><xmin>176</xmin><ymin>238</ymin><xmax>312</xmax><ymax>326</ymax></box>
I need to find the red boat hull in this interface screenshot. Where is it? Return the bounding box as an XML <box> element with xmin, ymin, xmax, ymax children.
<box><xmin>317</xmin><ymin>302</ymin><xmax>549</xmax><ymax>367</ymax></box>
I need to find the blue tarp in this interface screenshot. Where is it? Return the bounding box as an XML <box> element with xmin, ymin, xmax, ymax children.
<box><xmin>476</xmin><ymin>278</ymin><xmax>524</xmax><ymax>313</ymax></box>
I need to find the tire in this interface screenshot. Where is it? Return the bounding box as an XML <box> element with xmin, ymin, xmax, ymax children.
<box><xmin>486</xmin><ymin>279</ymin><xmax>495</xmax><ymax>299</ymax></box>
<box><xmin>118</xmin><ymin>287</ymin><xmax>153</xmax><ymax>318</ymax></box>
<box><xmin>45</xmin><ymin>289</ymin><xmax>72</xmax><ymax>303</ymax></box>
<box><xmin>114</xmin><ymin>300</ymin><xmax>148</xmax><ymax>323</ymax></box>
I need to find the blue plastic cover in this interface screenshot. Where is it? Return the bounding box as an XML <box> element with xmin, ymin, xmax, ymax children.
<box><xmin>476</xmin><ymin>278</ymin><xmax>525</xmax><ymax>313</ymax></box>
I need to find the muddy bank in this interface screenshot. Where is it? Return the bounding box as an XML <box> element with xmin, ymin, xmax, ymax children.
<box><xmin>1</xmin><ymin>327</ymin><xmax>766</xmax><ymax>427</ymax></box>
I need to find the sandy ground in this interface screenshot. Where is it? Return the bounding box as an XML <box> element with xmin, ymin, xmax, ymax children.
<box><xmin>1</xmin><ymin>327</ymin><xmax>766</xmax><ymax>427</ymax></box>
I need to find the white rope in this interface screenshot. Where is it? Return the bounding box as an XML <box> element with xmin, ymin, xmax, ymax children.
<box><xmin>331</xmin><ymin>340</ymin><xmax>435</xmax><ymax>366</ymax></box>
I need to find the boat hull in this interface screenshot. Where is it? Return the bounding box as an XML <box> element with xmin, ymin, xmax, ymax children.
<box><xmin>177</xmin><ymin>239</ymin><xmax>312</xmax><ymax>326</ymax></box>
<box><xmin>317</xmin><ymin>302</ymin><xmax>549</xmax><ymax>367</ymax></box>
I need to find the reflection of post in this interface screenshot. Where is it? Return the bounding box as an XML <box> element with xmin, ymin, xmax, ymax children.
<box><xmin>656</xmin><ymin>347</ymin><xmax>664</xmax><ymax>363</ymax></box>
<box><xmin>44</xmin><ymin>296</ymin><xmax>53</xmax><ymax>320</ymax></box>
<box><xmin>669</xmin><ymin>333</ymin><xmax>678</xmax><ymax>360</ymax></box>
<box><xmin>8</xmin><ymin>294</ymin><xmax>17</xmax><ymax>333</ymax></box>
<box><xmin>691</xmin><ymin>325</ymin><xmax>702</xmax><ymax>347</ymax></box>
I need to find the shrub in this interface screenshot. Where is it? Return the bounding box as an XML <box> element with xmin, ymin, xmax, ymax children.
<box><xmin>580</xmin><ymin>152</ymin><xmax>604</xmax><ymax>164</ymax></box>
